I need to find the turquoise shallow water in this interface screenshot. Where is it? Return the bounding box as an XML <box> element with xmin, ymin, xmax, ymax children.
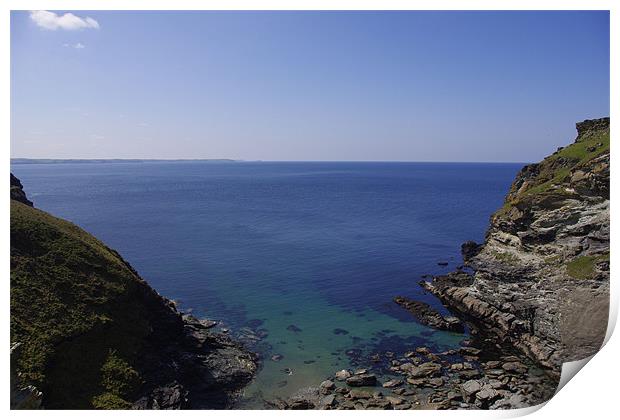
<box><xmin>12</xmin><ymin>161</ymin><xmax>522</xmax><ymax>405</ymax></box>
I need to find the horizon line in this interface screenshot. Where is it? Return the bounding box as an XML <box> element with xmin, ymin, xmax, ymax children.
<box><xmin>10</xmin><ymin>157</ymin><xmax>532</xmax><ymax>165</ymax></box>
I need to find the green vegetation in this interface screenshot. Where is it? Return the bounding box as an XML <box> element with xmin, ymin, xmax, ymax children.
<box><xmin>566</xmin><ymin>253</ymin><xmax>609</xmax><ymax>280</ymax></box>
<box><xmin>10</xmin><ymin>200</ymin><xmax>155</xmax><ymax>408</ymax></box>
<box><xmin>522</xmin><ymin>130</ymin><xmax>608</xmax><ymax>197</ymax></box>
<box><xmin>495</xmin><ymin>126</ymin><xmax>609</xmax><ymax>218</ymax></box>
<box><xmin>491</xmin><ymin>250</ymin><xmax>519</xmax><ymax>265</ymax></box>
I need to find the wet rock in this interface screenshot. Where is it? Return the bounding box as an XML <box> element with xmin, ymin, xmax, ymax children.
<box><xmin>335</xmin><ymin>369</ymin><xmax>352</xmax><ymax>381</ymax></box>
<box><xmin>289</xmin><ymin>399</ymin><xmax>315</xmax><ymax>409</ymax></box>
<box><xmin>409</xmin><ymin>362</ymin><xmax>442</xmax><ymax>378</ymax></box>
<box><xmin>459</xmin><ymin>347</ymin><xmax>482</xmax><ymax>356</ymax></box>
<box><xmin>393</xmin><ymin>297</ymin><xmax>464</xmax><ymax>332</ymax></box>
<box><xmin>271</xmin><ymin>354</ymin><xmax>284</xmax><ymax>362</ymax></box>
<box><xmin>382</xmin><ymin>379</ymin><xmax>403</xmax><ymax>388</ymax></box>
<box><xmin>349</xmin><ymin>389</ymin><xmax>372</xmax><ymax>400</ymax></box>
<box><xmin>386</xmin><ymin>396</ymin><xmax>405</xmax><ymax>406</ymax></box>
<box><xmin>320</xmin><ymin>380</ymin><xmax>335</xmax><ymax>391</ymax></box>
<box><xmin>319</xmin><ymin>394</ymin><xmax>336</xmax><ymax>408</ymax></box>
<box><xmin>346</xmin><ymin>374</ymin><xmax>377</xmax><ymax>387</ymax></box>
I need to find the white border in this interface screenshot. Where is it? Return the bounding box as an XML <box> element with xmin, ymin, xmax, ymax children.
<box><xmin>2</xmin><ymin>1</ymin><xmax>617</xmax><ymax>419</ymax></box>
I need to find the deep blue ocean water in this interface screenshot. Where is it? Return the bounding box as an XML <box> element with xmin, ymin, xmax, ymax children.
<box><xmin>11</xmin><ymin>161</ymin><xmax>522</xmax><ymax>404</ymax></box>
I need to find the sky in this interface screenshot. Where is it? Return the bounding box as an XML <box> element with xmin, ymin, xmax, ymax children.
<box><xmin>10</xmin><ymin>11</ymin><xmax>610</xmax><ymax>162</ymax></box>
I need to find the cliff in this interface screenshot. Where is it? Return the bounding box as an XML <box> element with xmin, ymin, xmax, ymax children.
<box><xmin>423</xmin><ymin>117</ymin><xmax>610</xmax><ymax>374</ymax></box>
<box><xmin>10</xmin><ymin>176</ymin><xmax>257</xmax><ymax>409</ymax></box>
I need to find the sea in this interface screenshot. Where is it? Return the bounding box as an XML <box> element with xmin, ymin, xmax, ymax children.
<box><xmin>11</xmin><ymin>161</ymin><xmax>523</xmax><ymax>406</ymax></box>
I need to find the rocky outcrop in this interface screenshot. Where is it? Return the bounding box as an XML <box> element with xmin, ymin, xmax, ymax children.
<box><xmin>10</xmin><ymin>173</ymin><xmax>33</xmax><ymax>206</ymax></box>
<box><xmin>422</xmin><ymin>118</ymin><xmax>610</xmax><ymax>374</ymax></box>
<box><xmin>10</xmin><ymin>175</ymin><xmax>257</xmax><ymax>409</ymax></box>
<box><xmin>393</xmin><ymin>296</ymin><xmax>464</xmax><ymax>332</ymax></box>
<box><xmin>132</xmin><ymin>314</ymin><xmax>257</xmax><ymax>409</ymax></box>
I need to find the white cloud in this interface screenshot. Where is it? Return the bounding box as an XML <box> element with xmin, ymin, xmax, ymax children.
<box><xmin>63</xmin><ymin>42</ymin><xmax>86</xmax><ymax>49</ymax></box>
<box><xmin>30</xmin><ymin>10</ymin><xmax>100</xmax><ymax>31</ymax></box>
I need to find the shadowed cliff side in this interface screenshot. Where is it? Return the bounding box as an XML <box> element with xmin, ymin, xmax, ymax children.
<box><xmin>10</xmin><ymin>175</ymin><xmax>257</xmax><ymax>409</ymax></box>
<box><xmin>423</xmin><ymin>117</ymin><xmax>610</xmax><ymax>375</ymax></box>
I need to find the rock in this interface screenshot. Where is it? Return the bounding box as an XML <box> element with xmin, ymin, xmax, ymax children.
<box><xmin>409</xmin><ymin>362</ymin><xmax>441</xmax><ymax>378</ymax></box>
<box><xmin>461</xmin><ymin>240</ymin><xmax>482</xmax><ymax>261</ymax></box>
<box><xmin>461</xmin><ymin>380</ymin><xmax>483</xmax><ymax>401</ymax></box>
<box><xmin>348</xmin><ymin>389</ymin><xmax>372</xmax><ymax>400</ymax></box>
<box><xmin>333</xmin><ymin>328</ymin><xmax>349</xmax><ymax>335</ymax></box>
<box><xmin>319</xmin><ymin>394</ymin><xmax>336</xmax><ymax>408</ymax></box>
<box><xmin>393</xmin><ymin>296</ymin><xmax>464</xmax><ymax>332</ymax></box>
<box><xmin>458</xmin><ymin>369</ymin><xmax>481</xmax><ymax>380</ymax></box>
<box><xmin>382</xmin><ymin>379</ymin><xmax>403</xmax><ymax>388</ymax></box>
<box><xmin>286</xmin><ymin>324</ymin><xmax>302</xmax><ymax>333</ymax></box>
<box><xmin>484</xmin><ymin>360</ymin><xmax>502</xmax><ymax>369</ymax></box>
<box><xmin>427</xmin><ymin>377</ymin><xmax>444</xmax><ymax>387</ymax></box>
<box><xmin>271</xmin><ymin>354</ymin><xmax>284</xmax><ymax>361</ymax></box>
<box><xmin>320</xmin><ymin>380</ymin><xmax>335</xmax><ymax>390</ymax></box>
<box><xmin>134</xmin><ymin>382</ymin><xmax>188</xmax><ymax>409</ymax></box>
<box><xmin>335</xmin><ymin>369</ymin><xmax>352</xmax><ymax>381</ymax></box>
<box><xmin>502</xmin><ymin>362</ymin><xmax>528</xmax><ymax>374</ymax></box>
<box><xmin>354</xmin><ymin>368</ymin><xmax>368</xmax><ymax>375</ymax></box>
<box><xmin>437</xmin><ymin>261</ymin><xmax>449</xmax><ymax>266</ymax></box>
<box><xmin>386</xmin><ymin>396</ymin><xmax>405</xmax><ymax>406</ymax></box>
<box><xmin>289</xmin><ymin>399</ymin><xmax>315</xmax><ymax>409</ymax></box>
<box><xmin>346</xmin><ymin>374</ymin><xmax>377</xmax><ymax>387</ymax></box>
<box><xmin>459</xmin><ymin>346</ymin><xmax>481</xmax><ymax>356</ymax></box>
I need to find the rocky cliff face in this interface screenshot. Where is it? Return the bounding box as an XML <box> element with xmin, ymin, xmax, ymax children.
<box><xmin>10</xmin><ymin>173</ymin><xmax>33</xmax><ymax>206</ymax></box>
<box><xmin>10</xmin><ymin>175</ymin><xmax>257</xmax><ymax>409</ymax></box>
<box><xmin>423</xmin><ymin>118</ymin><xmax>610</xmax><ymax>374</ymax></box>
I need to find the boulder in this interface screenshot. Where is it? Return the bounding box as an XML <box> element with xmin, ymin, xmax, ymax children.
<box><xmin>346</xmin><ymin>374</ymin><xmax>377</xmax><ymax>387</ymax></box>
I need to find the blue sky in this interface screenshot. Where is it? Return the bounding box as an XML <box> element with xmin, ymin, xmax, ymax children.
<box><xmin>11</xmin><ymin>11</ymin><xmax>609</xmax><ymax>161</ymax></box>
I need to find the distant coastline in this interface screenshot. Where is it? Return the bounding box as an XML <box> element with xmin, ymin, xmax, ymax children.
<box><xmin>11</xmin><ymin>158</ymin><xmax>239</xmax><ymax>165</ymax></box>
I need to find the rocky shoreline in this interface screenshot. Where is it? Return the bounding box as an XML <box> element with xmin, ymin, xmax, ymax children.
<box><xmin>267</xmin><ymin>338</ymin><xmax>556</xmax><ymax>410</ymax></box>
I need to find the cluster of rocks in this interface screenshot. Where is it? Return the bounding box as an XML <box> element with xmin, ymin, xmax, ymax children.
<box><xmin>270</xmin><ymin>342</ymin><xmax>555</xmax><ymax>410</ymax></box>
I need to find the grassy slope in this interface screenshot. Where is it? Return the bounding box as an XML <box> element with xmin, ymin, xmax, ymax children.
<box><xmin>496</xmin><ymin>125</ymin><xmax>610</xmax><ymax>216</ymax></box>
<box><xmin>10</xmin><ymin>200</ymin><xmax>158</xmax><ymax>408</ymax></box>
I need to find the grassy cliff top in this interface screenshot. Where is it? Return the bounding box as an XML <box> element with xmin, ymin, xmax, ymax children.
<box><xmin>495</xmin><ymin>117</ymin><xmax>609</xmax><ymax>218</ymax></box>
<box><xmin>11</xmin><ymin>200</ymin><xmax>175</xmax><ymax>408</ymax></box>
